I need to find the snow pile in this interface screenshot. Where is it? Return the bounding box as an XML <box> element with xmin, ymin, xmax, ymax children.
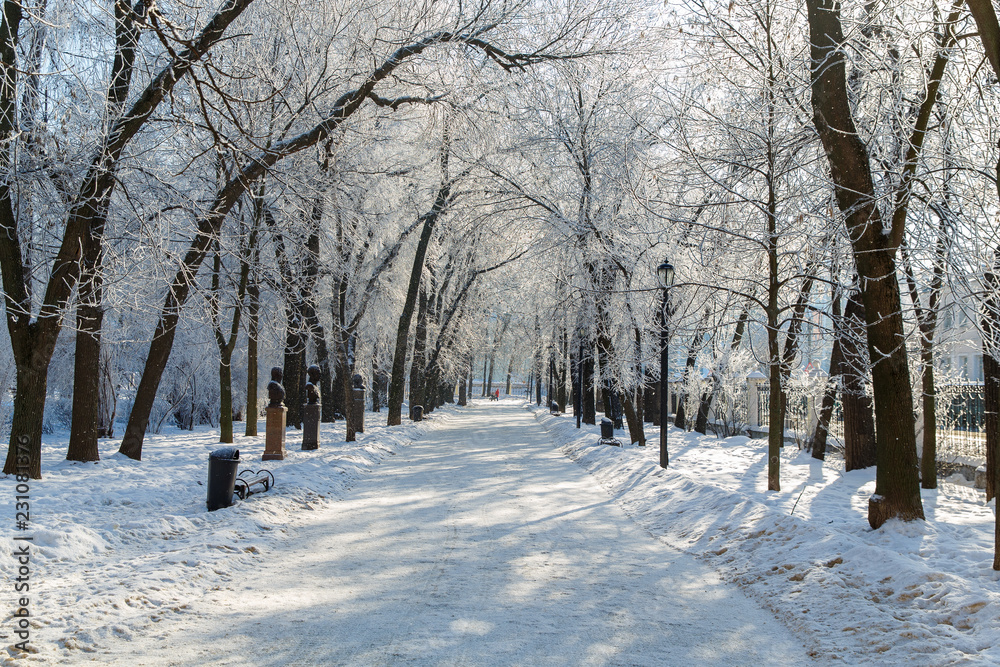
<box><xmin>532</xmin><ymin>405</ymin><xmax>1000</xmax><ymax>665</ymax></box>
<box><xmin>0</xmin><ymin>410</ymin><xmax>452</xmax><ymax>662</ymax></box>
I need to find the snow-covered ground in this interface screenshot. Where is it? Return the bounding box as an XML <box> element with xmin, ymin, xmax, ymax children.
<box><xmin>535</xmin><ymin>406</ymin><xmax>1000</xmax><ymax>665</ymax></box>
<box><xmin>0</xmin><ymin>412</ymin><xmax>425</xmax><ymax>663</ymax></box>
<box><xmin>1</xmin><ymin>398</ymin><xmax>998</xmax><ymax>664</ymax></box>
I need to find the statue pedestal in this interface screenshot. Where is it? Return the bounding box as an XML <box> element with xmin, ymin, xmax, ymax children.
<box><xmin>263</xmin><ymin>406</ymin><xmax>286</xmax><ymax>460</ymax></box>
<box><xmin>302</xmin><ymin>403</ymin><xmax>320</xmax><ymax>450</ymax></box>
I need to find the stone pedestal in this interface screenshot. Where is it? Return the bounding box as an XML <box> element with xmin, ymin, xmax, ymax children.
<box><xmin>353</xmin><ymin>388</ymin><xmax>365</xmax><ymax>434</ymax></box>
<box><xmin>302</xmin><ymin>403</ymin><xmax>320</xmax><ymax>451</ymax></box>
<box><xmin>263</xmin><ymin>406</ymin><xmax>286</xmax><ymax>461</ymax></box>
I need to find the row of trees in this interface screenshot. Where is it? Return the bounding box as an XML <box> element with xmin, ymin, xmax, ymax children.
<box><xmin>5</xmin><ymin>0</ymin><xmax>1000</xmax><ymax>556</ymax></box>
<box><xmin>477</xmin><ymin>0</ymin><xmax>1000</xmax><ymax>549</ymax></box>
<box><xmin>0</xmin><ymin>0</ymin><xmax>637</xmax><ymax>475</ymax></box>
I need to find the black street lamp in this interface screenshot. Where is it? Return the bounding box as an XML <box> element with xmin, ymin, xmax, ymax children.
<box><xmin>575</xmin><ymin>327</ymin><xmax>585</xmax><ymax>429</ymax></box>
<box><xmin>657</xmin><ymin>260</ymin><xmax>675</xmax><ymax>468</ymax></box>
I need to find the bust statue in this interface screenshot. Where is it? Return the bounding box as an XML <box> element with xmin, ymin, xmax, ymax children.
<box><xmin>305</xmin><ymin>365</ymin><xmax>321</xmax><ymax>405</ymax></box>
<box><xmin>267</xmin><ymin>366</ymin><xmax>285</xmax><ymax>407</ymax></box>
<box><xmin>352</xmin><ymin>373</ymin><xmax>364</xmax><ymax>390</ymax></box>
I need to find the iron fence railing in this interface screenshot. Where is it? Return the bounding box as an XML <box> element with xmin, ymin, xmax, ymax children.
<box><xmin>753</xmin><ymin>381</ymin><xmax>988</xmax><ymax>462</ymax></box>
<box><xmin>935</xmin><ymin>384</ymin><xmax>985</xmax><ymax>461</ymax></box>
<box><xmin>754</xmin><ymin>382</ymin><xmax>812</xmax><ymax>439</ymax></box>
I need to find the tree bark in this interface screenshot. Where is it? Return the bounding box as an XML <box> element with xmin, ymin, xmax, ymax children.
<box><xmin>409</xmin><ymin>286</ymin><xmax>429</xmax><ymax>417</ymax></box>
<box><xmin>983</xmin><ymin>267</ymin><xmax>1000</xmax><ymax>504</ymax></box>
<box><xmin>841</xmin><ymin>293</ymin><xmax>877</xmax><ymax>471</ymax></box>
<box><xmin>622</xmin><ymin>391</ymin><xmax>645</xmax><ymax>446</ymax></box>
<box><xmin>219</xmin><ymin>349</ymin><xmax>234</xmax><ymax>442</ymax></box>
<box><xmin>582</xmin><ymin>340</ymin><xmax>596</xmax><ymax>425</ymax></box>
<box><xmin>458</xmin><ymin>361</ymin><xmax>468</xmax><ymax>406</ymax></box>
<box><xmin>767</xmin><ymin>320</ymin><xmax>783</xmax><ymax>492</ymax></box>
<box><xmin>487</xmin><ymin>352</ymin><xmax>496</xmax><ymax>398</ymax></box>
<box><xmin>811</xmin><ymin>294</ymin><xmax>844</xmax><ymax>461</ymax></box>
<box><xmin>338</xmin><ymin>354</ymin><xmax>357</xmax><ymax>441</ymax></box>
<box><xmin>245</xmin><ymin>274</ymin><xmax>259</xmax><ymax>436</ymax></box>
<box><xmin>283</xmin><ymin>313</ymin><xmax>305</xmax><ymax>429</ymax></box>
<box><xmin>481</xmin><ymin>355</ymin><xmax>489</xmax><ymax>397</ymax></box>
<box><xmin>67</xmin><ymin>276</ymin><xmax>103</xmax><ymax>462</ymax></box>
<box><xmin>97</xmin><ymin>344</ymin><xmax>117</xmax><ymax>438</ymax></box>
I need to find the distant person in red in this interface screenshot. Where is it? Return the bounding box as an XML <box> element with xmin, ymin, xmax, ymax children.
<box><xmin>494</xmin><ymin>389</ymin><xmax>500</xmax><ymax>401</ymax></box>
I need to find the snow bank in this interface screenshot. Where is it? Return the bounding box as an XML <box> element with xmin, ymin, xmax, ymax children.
<box><xmin>0</xmin><ymin>409</ymin><xmax>457</xmax><ymax>662</ymax></box>
<box><xmin>531</xmin><ymin>405</ymin><xmax>1000</xmax><ymax>665</ymax></box>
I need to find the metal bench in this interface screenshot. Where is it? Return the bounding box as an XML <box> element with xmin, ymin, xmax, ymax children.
<box><xmin>234</xmin><ymin>469</ymin><xmax>275</xmax><ymax>500</ymax></box>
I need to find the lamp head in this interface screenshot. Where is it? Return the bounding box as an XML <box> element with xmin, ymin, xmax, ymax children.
<box><xmin>657</xmin><ymin>261</ymin><xmax>675</xmax><ymax>288</ymax></box>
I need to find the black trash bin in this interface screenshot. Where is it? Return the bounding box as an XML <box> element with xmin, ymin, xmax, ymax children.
<box><xmin>207</xmin><ymin>447</ymin><xmax>240</xmax><ymax>511</ymax></box>
<box><xmin>413</xmin><ymin>405</ymin><xmax>424</xmax><ymax>422</ymax></box>
<box><xmin>600</xmin><ymin>418</ymin><xmax>614</xmax><ymax>440</ymax></box>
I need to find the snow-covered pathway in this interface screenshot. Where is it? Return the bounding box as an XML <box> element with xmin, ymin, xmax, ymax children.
<box><xmin>102</xmin><ymin>402</ymin><xmax>810</xmax><ymax>665</ymax></box>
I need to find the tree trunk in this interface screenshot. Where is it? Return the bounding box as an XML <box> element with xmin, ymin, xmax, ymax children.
<box><xmin>812</xmin><ymin>290</ymin><xmax>843</xmax><ymax>461</ymax></box>
<box><xmin>918</xmin><ymin>339</ymin><xmax>938</xmax><ymax>489</ymax></box>
<box><xmin>283</xmin><ymin>316</ymin><xmax>305</xmax><ymax>429</ymax></box>
<box><xmin>458</xmin><ymin>370</ymin><xmax>468</xmax><ymax>406</ymax></box>
<box><xmin>806</xmin><ymin>0</ymin><xmax>923</xmax><ymax>527</ymax></box>
<box><xmin>695</xmin><ymin>390</ymin><xmax>711</xmax><ymax>435</ymax></box>
<box><xmin>811</xmin><ymin>334</ymin><xmax>844</xmax><ymax>461</ymax></box>
<box><xmin>3</xmin><ymin>0</ymin><xmax>236</xmax><ymax>475</ymax></box>
<box><xmin>97</xmin><ymin>344</ymin><xmax>117</xmax><ymax>438</ymax></box>
<box><xmin>388</xmin><ymin>222</ymin><xmax>438</xmax><ymax>424</ymax></box>
<box><xmin>5</xmin><ymin>358</ymin><xmax>48</xmax><ymax>478</ymax></box>
<box><xmin>486</xmin><ymin>352</ymin><xmax>495</xmax><ymax>398</ymax></box>
<box><xmin>954</xmin><ymin>0</ymin><xmax>1000</xmax><ymax>562</ymax></box>
<box><xmin>983</xmin><ymin>266</ymin><xmax>1000</xmax><ymax>503</ymax></box>
<box><xmin>648</xmin><ymin>369</ymin><xmax>659</xmax><ymax>426</ymax></box>
<box><xmin>535</xmin><ymin>354</ymin><xmax>542</xmax><ymax>406</ymax></box>
<box><xmin>387</xmin><ymin>130</ymin><xmax>453</xmax><ymax>425</ymax></box>
<box><xmin>219</xmin><ymin>348</ymin><xmax>234</xmax><ymax>443</ymax></box>
<box><xmin>559</xmin><ymin>329</ymin><xmax>570</xmax><ymax>412</ymax></box>
<box><xmin>67</xmin><ymin>278</ymin><xmax>103</xmax><ymax>462</ymax></box>
<box><xmin>120</xmin><ymin>294</ymin><xmax>190</xmax><ymax>460</ymax></box>
<box><xmin>372</xmin><ymin>358</ymin><xmax>383</xmax><ymax>412</ymax></box>
<box><xmin>622</xmin><ymin>390</ymin><xmax>645</xmax><ymax>446</ymax></box>
<box><xmin>675</xmin><ymin>328</ymin><xmax>703</xmax><ymax>431</ymax></box>
<box><xmin>307</xmin><ymin>315</ymin><xmax>335</xmax><ymax>424</ymax></box>
<box><xmin>409</xmin><ymin>287</ymin><xmax>428</xmax><ymax>418</ymax></box>
<box><xmin>767</xmin><ymin>322</ymin><xmax>783</xmax><ymax>493</ymax></box>
<box><xmin>245</xmin><ymin>277</ymin><xmax>259</xmax><ymax>436</ymax></box>
<box><xmin>339</xmin><ymin>355</ymin><xmax>357</xmax><ymax>441</ymax></box>
<box><xmin>582</xmin><ymin>342</ymin><xmax>596</xmax><ymax>425</ymax></box>
<box><xmin>466</xmin><ymin>359</ymin><xmax>474</xmax><ymax>403</ymax></box>
<box><xmin>841</xmin><ymin>293</ymin><xmax>877</xmax><ymax>471</ymax></box>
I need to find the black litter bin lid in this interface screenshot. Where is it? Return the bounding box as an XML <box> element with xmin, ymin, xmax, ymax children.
<box><xmin>209</xmin><ymin>447</ymin><xmax>240</xmax><ymax>461</ymax></box>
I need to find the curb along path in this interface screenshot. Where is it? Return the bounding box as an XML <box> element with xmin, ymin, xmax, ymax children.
<box><xmin>104</xmin><ymin>402</ymin><xmax>810</xmax><ymax>666</ymax></box>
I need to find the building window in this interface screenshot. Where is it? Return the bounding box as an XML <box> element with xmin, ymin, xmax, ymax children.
<box><xmin>959</xmin><ymin>356</ymin><xmax>969</xmax><ymax>380</ymax></box>
<box><xmin>976</xmin><ymin>355</ymin><xmax>984</xmax><ymax>382</ymax></box>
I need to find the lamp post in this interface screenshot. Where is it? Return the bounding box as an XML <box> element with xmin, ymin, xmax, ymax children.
<box><xmin>575</xmin><ymin>328</ymin><xmax>585</xmax><ymax>429</ymax></box>
<box><xmin>657</xmin><ymin>260</ymin><xmax>675</xmax><ymax>468</ymax></box>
